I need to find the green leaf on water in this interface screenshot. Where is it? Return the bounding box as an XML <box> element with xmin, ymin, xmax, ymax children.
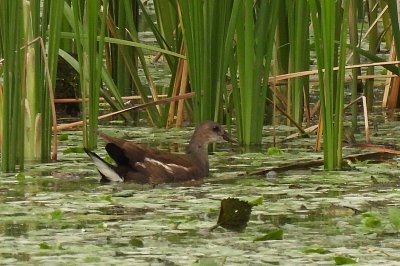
<box><xmin>15</xmin><ymin>173</ymin><xmax>25</xmax><ymax>180</ymax></box>
<box><xmin>361</xmin><ymin>212</ymin><xmax>381</xmax><ymax>228</ymax></box>
<box><xmin>83</xmin><ymin>257</ymin><xmax>101</xmax><ymax>263</ymax></box>
<box><xmin>193</xmin><ymin>258</ymin><xmax>218</xmax><ymax>266</ymax></box>
<box><xmin>96</xmin><ymin>222</ymin><xmax>108</xmax><ymax>229</ymax></box>
<box><xmin>249</xmin><ymin>197</ymin><xmax>263</xmax><ymax>206</ymax></box>
<box><xmin>333</xmin><ymin>256</ymin><xmax>357</xmax><ymax>265</ymax></box>
<box><xmin>129</xmin><ymin>237</ymin><xmax>144</xmax><ymax>248</ymax></box>
<box><xmin>254</xmin><ymin>229</ymin><xmax>283</xmax><ymax>241</ymax></box>
<box><xmin>39</xmin><ymin>242</ymin><xmax>51</xmax><ymax>249</ymax></box>
<box><xmin>215</xmin><ymin>198</ymin><xmax>253</xmax><ymax>232</ymax></box>
<box><xmin>352</xmin><ymin>159</ymin><xmax>370</xmax><ymax>166</ymax></box>
<box><xmin>50</xmin><ymin>209</ymin><xmax>63</xmax><ymax>220</ymax></box>
<box><xmin>267</xmin><ymin>147</ymin><xmax>282</xmax><ymax>155</ymax></box>
<box><xmin>363</xmin><ymin>217</ymin><xmax>381</xmax><ymax>227</ymax></box>
<box><xmin>208</xmin><ymin>208</ymin><xmax>219</xmax><ymax>213</ymax></box>
<box><xmin>388</xmin><ymin>207</ymin><xmax>400</xmax><ymax>231</ymax></box>
<box><xmin>58</xmin><ymin>134</ymin><xmax>69</xmax><ymax>141</ymax></box>
<box><xmin>63</xmin><ymin>147</ymin><xmax>85</xmax><ymax>154</ymax></box>
<box><xmin>101</xmin><ymin>194</ymin><xmax>113</xmax><ymax>202</ymax></box>
<box><xmin>303</xmin><ymin>245</ymin><xmax>329</xmax><ymax>254</ymax></box>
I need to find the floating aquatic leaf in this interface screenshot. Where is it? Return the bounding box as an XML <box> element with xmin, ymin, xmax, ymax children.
<box><xmin>303</xmin><ymin>245</ymin><xmax>329</xmax><ymax>254</ymax></box>
<box><xmin>50</xmin><ymin>209</ymin><xmax>63</xmax><ymax>220</ymax></box>
<box><xmin>325</xmin><ymin>205</ymin><xmax>358</xmax><ymax>217</ymax></box>
<box><xmin>14</xmin><ymin>173</ymin><xmax>25</xmax><ymax>180</ymax></box>
<box><xmin>254</xmin><ymin>229</ymin><xmax>283</xmax><ymax>241</ymax></box>
<box><xmin>39</xmin><ymin>242</ymin><xmax>51</xmax><ymax>249</ymax></box>
<box><xmin>101</xmin><ymin>194</ymin><xmax>113</xmax><ymax>202</ymax></box>
<box><xmin>96</xmin><ymin>222</ymin><xmax>108</xmax><ymax>229</ymax></box>
<box><xmin>361</xmin><ymin>212</ymin><xmax>382</xmax><ymax>228</ymax></box>
<box><xmin>249</xmin><ymin>197</ymin><xmax>263</xmax><ymax>206</ymax></box>
<box><xmin>388</xmin><ymin>207</ymin><xmax>400</xmax><ymax>231</ymax></box>
<box><xmin>129</xmin><ymin>237</ymin><xmax>144</xmax><ymax>247</ymax></box>
<box><xmin>58</xmin><ymin>134</ymin><xmax>69</xmax><ymax>141</ymax></box>
<box><xmin>333</xmin><ymin>256</ymin><xmax>357</xmax><ymax>265</ymax></box>
<box><xmin>351</xmin><ymin>159</ymin><xmax>370</xmax><ymax>166</ymax></box>
<box><xmin>267</xmin><ymin>147</ymin><xmax>282</xmax><ymax>155</ymax></box>
<box><xmin>193</xmin><ymin>258</ymin><xmax>219</xmax><ymax>266</ymax></box>
<box><xmin>83</xmin><ymin>257</ymin><xmax>101</xmax><ymax>263</ymax></box>
<box><xmin>214</xmin><ymin>198</ymin><xmax>253</xmax><ymax>232</ymax></box>
<box><xmin>63</xmin><ymin>146</ymin><xmax>85</xmax><ymax>154</ymax></box>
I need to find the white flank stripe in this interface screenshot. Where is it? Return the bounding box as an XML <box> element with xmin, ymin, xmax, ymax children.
<box><xmin>144</xmin><ymin>158</ymin><xmax>190</xmax><ymax>174</ymax></box>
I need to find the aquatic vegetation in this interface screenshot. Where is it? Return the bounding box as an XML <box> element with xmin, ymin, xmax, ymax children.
<box><xmin>0</xmin><ymin>123</ymin><xmax>399</xmax><ymax>264</ymax></box>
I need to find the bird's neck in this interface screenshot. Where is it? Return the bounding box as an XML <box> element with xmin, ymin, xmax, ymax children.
<box><xmin>188</xmin><ymin>133</ymin><xmax>209</xmax><ymax>153</ymax></box>
<box><xmin>187</xmin><ymin>135</ymin><xmax>209</xmax><ymax>175</ymax></box>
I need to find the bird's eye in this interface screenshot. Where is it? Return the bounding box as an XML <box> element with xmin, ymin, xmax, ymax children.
<box><xmin>212</xmin><ymin>125</ymin><xmax>220</xmax><ymax>132</ymax></box>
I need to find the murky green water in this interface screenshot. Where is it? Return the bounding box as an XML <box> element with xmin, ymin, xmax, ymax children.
<box><xmin>1</xmin><ymin>119</ymin><xmax>400</xmax><ymax>265</ymax></box>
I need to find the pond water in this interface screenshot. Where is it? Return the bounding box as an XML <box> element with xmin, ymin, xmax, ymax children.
<box><xmin>1</xmin><ymin>115</ymin><xmax>400</xmax><ymax>265</ymax></box>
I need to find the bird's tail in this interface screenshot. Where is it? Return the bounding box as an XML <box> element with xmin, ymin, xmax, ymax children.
<box><xmin>84</xmin><ymin>148</ymin><xmax>123</xmax><ymax>182</ymax></box>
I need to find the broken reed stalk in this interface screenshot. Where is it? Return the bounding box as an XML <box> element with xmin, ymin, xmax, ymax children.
<box><xmin>383</xmin><ymin>44</ymin><xmax>397</xmax><ymax>107</ymax></box>
<box><xmin>248</xmin><ymin>151</ymin><xmax>398</xmax><ymax>177</ymax></box>
<box><xmin>268</xmin><ymin>60</ymin><xmax>400</xmax><ymax>83</ymax></box>
<box><xmin>344</xmin><ymin>95</ymin><xmax>370</xmax><ymax>143</ymax></box>
<box><xmin>54</xmin><ymin>95</ymin><xmax>170</xmax><ymax>103</ymax></box>
<box><xmin>56</xmin><ymin>92</ymin><xmax>195</xmax><ymax>131</ymax></box>
<box><xmin>313</xmin><ymin>95</ymin><xmax>370</xmax><ymax>152</ymax></box>
<box><xmin>266</xmin><ymin>97</ymin><xmax>307</xmax><ymax>134</ymax></box>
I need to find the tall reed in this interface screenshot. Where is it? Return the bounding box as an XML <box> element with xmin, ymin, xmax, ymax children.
<box><xmin>233</xmin><ymin>0</ymin><xmax>280</xmax><ymax>145</ymax></box>
<box><xmin>70</xmin><ymin>0</ymin><xmax>108</xmax><ymax>149</ymax></box>
<box><xmin>349</xmin><ymin>0</ymin><xmax>361</xmax><ymax>132</ymax></box>
<box><xmin>310</xmin><ymin>0</ymin><xmax>349</xmax><ymax>170</ymax></box>
<box><xmin>178</xmin><ymin>0</ymin><xmax>234</xmax><ymax>123</ymax></box>
<box><xmin>0</xmin><ymin>0</ymin><xmax>24</xmax><ymax>171</ymax></box>
<box><xmin>366</xmin><ymin>0</ymin><xmax>378</xmax><ymax>110</ymax></box>
<box><xmin>287</xmin><ymin>1</ymin><xmax>310</xmax><ymax>124</ymax></box>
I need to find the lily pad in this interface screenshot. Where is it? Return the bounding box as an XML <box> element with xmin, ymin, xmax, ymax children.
<box><xmin>388</xmin><ymin>207</ymin><xmax>400</xmax><ymax>231</ymax></box>
<box><xmin>63</xmin><ymin>146</ymin><xmax>85</xmax><ymax>154</ymax></box>
<box><xmin>214</xmin><ymin>198</ymin><xmax>253</xmax><ymax>232</ymax></box>
<box><xmin>361</xmin><ymin>212</ymin><xmax>382</xmax><ymax>228</ymax></box>
<box><xmin>267</xmin><ymin>147</ymin><xmax>283</xmax><ymax>155</ymax></box>
<box><xmin>303</xmin><ymin>245</ymin><xmax>329</xmax><ymax>254</ymax></box>
<box><xmin>39</xmin><ymin>242</ymin><xmax>51</xmax><ymax>249</ymax></box>
<box><xmin>193</xmin><ymin>258</ymin><xmax>219</xmax><ymax>266</ymax></box>
<box><xmin>129</xmin><ymin>237</ymin><xmax>144</xmax><ymax>247</ymax></box>
<box><xmin>333</xmin><ymin>256</ymin><xmax>358</xmax><ymax>265</ymax></box>
<box><xmin>58</xmin><ymin>134</ymin><xmax>69</xmax><ymax>141</ymax></box>
<box><xmin>254</xmin><ymin>229</ymin><xmax>283</xmax><ymax>241</ymax></box>
<box><xmin>49</xmin><ymin>209</ymin><xmax>63</xmax><ymax>220</ymax></box>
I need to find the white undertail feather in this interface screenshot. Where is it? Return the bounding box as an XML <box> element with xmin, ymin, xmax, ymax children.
<box><xmin>88</xmin><ymin>152</ymin><xmax>123</xmax><ymax>182</ymax></box>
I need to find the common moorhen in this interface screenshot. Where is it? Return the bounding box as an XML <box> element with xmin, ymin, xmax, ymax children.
<box><xmin>84</xmin><ymin>121</ymin><xmax>236</xmax><ymax>184</ymax></box>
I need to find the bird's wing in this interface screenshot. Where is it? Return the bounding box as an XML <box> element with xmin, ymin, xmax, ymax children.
<box><xmin>99</xmin><ymin>131</ymin><xmax>147</xmax><ymax>166</ymax></box>
<box><xmin>135</xmin><ymin>155</ymin><xmax>194</xmax><ymax>184</ymax></box>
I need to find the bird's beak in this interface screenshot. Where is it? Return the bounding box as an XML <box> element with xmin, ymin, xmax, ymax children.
<box><xmin>222</xmin><ymin>131</ymin><xmax>237</xmax><ymax>143</ymax></box>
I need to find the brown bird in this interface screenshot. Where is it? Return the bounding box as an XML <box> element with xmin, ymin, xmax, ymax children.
<box><xmin>84</xmin><ymin>121</ymin><xmax>236</xmax><ymax>184</ymax></box>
